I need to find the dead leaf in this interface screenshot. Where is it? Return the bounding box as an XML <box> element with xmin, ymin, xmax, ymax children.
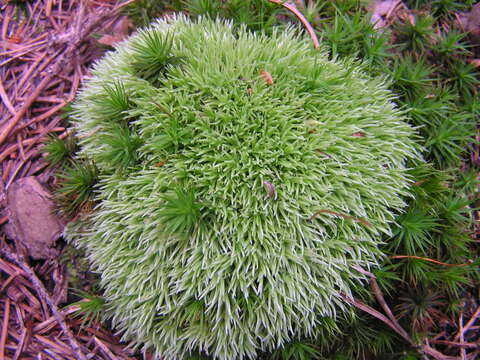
<box><xmin>259</xmin><ymin>69</ymin><xmax>273</xmax><ymax>85</ymax></box>
<box><xmin>469</xmin><ymin>59</ymin><xmax>480</xmax><ymax>68</ymax></box>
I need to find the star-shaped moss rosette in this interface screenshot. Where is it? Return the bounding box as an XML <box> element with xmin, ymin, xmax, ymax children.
<box><xmin>63</xmin><ymin>16</ymin><xmax>421</xmax><ymax>360</ymax></box>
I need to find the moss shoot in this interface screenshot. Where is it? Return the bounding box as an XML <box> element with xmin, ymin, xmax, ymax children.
<box><xmin>65</xmin><ymin>16</ymin><xmax>420</xmax><ymax>360</ymax></box>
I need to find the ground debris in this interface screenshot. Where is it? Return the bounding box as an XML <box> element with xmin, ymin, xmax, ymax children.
<box><xmin>4</xmin><ymin>177</ymin><xmax>63</xmax><ymax>260</ymax></box>
<box><xmin>97</xmin><ymin>15</ymin><xmax>134</xmax><ymax>47</ymax></box>
<box><xmin>370</xmin><ymin>0</ymin><xmax>403</xmax><ymax>29</ymax></box>
<box><xmin>0</xmin><ymin>0</ymin><xmax>145</xmax><ymax>357</ymax></box>
<box><xmin>0</xmin><ymin>244</ymin><xmax>139</xmax><ymax>360</ymax></box>
<box><xmin>457</xmin><ymin>3</ymin><xmax>480</xmax><ymax>43</ymax></box>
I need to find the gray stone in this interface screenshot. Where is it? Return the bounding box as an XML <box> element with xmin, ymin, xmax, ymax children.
<box><xmin>5</xmin><ymin>177</ymin><xmax>64</xmax><ymax>260</ymax></box>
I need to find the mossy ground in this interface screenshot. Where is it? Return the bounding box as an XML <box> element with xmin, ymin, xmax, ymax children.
<box><xmin>46</xmin><ymin>1</ymin><xmax>480</xmax><ymax>359</ymax></box>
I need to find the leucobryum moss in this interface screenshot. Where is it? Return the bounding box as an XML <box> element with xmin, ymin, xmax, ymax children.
<box><xmin>66</xmin><ymin>16</ymin><xmax>421</xmax><ymax>360</ymax></box>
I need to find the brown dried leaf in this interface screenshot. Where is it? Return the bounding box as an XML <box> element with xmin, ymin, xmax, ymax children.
<box><xmin>259</xmin><ymin>69</ymin><xmax>273</xmax><ymax>85</ymax></box>
<box><xmin>469</xmin><ymin>59</ymin><xmax>480</xmax><ymax>68</ymax></box>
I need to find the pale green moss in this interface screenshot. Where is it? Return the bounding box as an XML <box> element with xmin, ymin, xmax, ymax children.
<box><xmin>65</xmin><ymin>16</ymin><xmax>420</xmax><ymax>360</ymax></box>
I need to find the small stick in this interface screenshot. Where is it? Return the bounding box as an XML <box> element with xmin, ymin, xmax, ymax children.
<box><xmin>0</xmin><ymin>77</ymin><xmax>15</xmax><ymax>115</ymax></box>
<box><xmin>19</xmin><ymin>102</ymin><xmax>67</xmax><ymax>131</ymax></box>
<box><xmin>2</xmin><ymin>161</ymin><xmax>13</xmax><ymax>182</ymax></box>
<box><xmin>0</xmin><ymin>138</ymin><xmax>36</xmax><ymax>163</ymax></box>
<box><xmin>33</xmin><ymin>306</ymin><xmax>80</xmax><ymax>334</ymax></box>
<box><xmin>430</xmin><ymin>340</ymin><xmax>478</xmax><ymax>350</ymax></box>
<box><xmin>16</xmin><ymin>96</ymin><xmax>64</xmax><ymax>104</ymax></box>
<box><xmin>422</xmin><ymin>345</ymin><xmax>458</xmax><ymax>360</ymax></box>
<box><xmin>339</xmin><ymin>293</ymin><xmax>409</xmax><ymax>342</ymax></box>
<box><xmin>17</xmin><ymin>134</ymin><xmax>26</xmax><ymax>161</ymax></box>
<box><xmin>15</xmin><ymin>53</ymin><xmax>46</xmax><ymax>93</ymax></box>
<box><xmin>0</xmin><ymin>73</ymin><xmax>56</xmax><ymax>146</ymax></box>
<box><xmin>0</xmin><ymin>0</ymin><xmax>137</xmax><ymax>147</ymax></box>
<box><xmin>459</xmin><ymin>312</ymin><xmax>467</xmax><ymax>360</ymax></box>
<box><xmin>268</xmin><ymin>0</ymin><xmax>319</xmax><ymax>49</ymax></box>
<box><xmin>351</xmin><ymin>265</ymin><xmax>375</xmax><ymax>278</ymax></box>
<box><xmin>0</xmin><ymin>39</ymin><xmax>49</xmax><ymax>57</ymax></box>
<box><xmin>68</xmin><ymin>62</ymin><xmax>82</xmax><ymax>102</ymax></box>
<box><xmin>454</xmin><ymin>306</ymin><xmax>480</xmax><ymax>342</ymax></box>
<box><xmin>0</xmin><ymin>298</ymin><xmax>10</xmax><ymax>359</ymax></box>
<box><xmin>5</xmin><ymin>148</ymin><xmax>39</xmax><ymax>190</ymax></box>
<box><xmin>0</xmin><ymin>272</ymin><xmax>19</xmax><ymax>294</ymax></box>
<box><xmin>386</xmin><ymin>0</ymin><xmax>402</xmax><ymax>21</ymax></box>
<box><xmin>46</xmin><ymin>0</ymin><xmax>54</xmax><ymax>17</ymax></box>
<box><xmin>1</xmin><ymin>8</ymin><xmax>11</xmax><ymax>40</ymax></box>
<box><xmin>0</xmin><ymin>244</ymin><xmax>88</xmax><ymax>360</ymax></box>
<box><xmin>12</xmin><ymin>327</ymin><xmax>27</xmax><ymax>360</ymax></box>
<box><xmin>94</xmin><ymin>336</ymin><xmax>117</xmax><ymax>360</ymax></box>
<box><xmin>352</xmin><ymin>266</ymin><xmax>412</xmax><ymax>342</ymax></box>
<box><xmin>34</xmin><ymin>335</ymin><xmax>74</xmax><ymax>357</ymax></box>
<box><xmin>346</xmin><ymin>265</ymin><xmax>456</xmax><ymax>360</ymax></box>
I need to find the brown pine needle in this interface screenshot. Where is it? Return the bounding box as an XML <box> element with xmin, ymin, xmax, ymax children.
<box><xmin>0</xmin><ymin>298</ymin><xmax>10</xmax><ymax>360</ymax></box>
<box><xmin>268</xmin><ymin>0</ymin><xmax>320</xmax><ymax>49</ymax></box>
<box><xmin>390</xmin><ymin>255</ymin><xmax>473</xmax><ymax>267</ymax></box>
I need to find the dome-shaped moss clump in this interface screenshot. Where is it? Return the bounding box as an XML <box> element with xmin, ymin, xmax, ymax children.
<box><xmin>65</xmin><ymin>16</ymin><xmax>420</xmax><ymax>360</ymax></box>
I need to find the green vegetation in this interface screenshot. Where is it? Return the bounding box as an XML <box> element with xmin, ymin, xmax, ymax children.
<box><xmin>48</xmin><ymin>1</ymin><xmax>479</xmax><ymax>359</ymax></box>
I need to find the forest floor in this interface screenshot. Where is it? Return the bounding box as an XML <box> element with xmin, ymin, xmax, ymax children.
<box><xmin>0</xmin><ymin>1</ymin><xmax>149</xmax><ymax>359</ymax></box>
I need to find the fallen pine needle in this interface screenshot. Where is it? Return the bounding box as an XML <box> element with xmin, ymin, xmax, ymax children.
<box><xmin>390</xmin><ymin>255</ymin><xmax>473</xmax><ymax>267</ymax></box>
<box><xmin>268</xmin><ymin>0</ymin><xmax>319</xmax><ymax>49</ymax></box>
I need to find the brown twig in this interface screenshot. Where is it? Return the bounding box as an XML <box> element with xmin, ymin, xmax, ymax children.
<box><xmin>454</xmin><ymin>306</ymin><xmax>480</xmax><ymax>342</ymax></box>
<box><xmin>459</xmin><ymin>312</ymin><xmax>467</xmax><ymax>360</ymax></box>
<box><xmin>268</xmin><ymin>0</ymin><xmax>320</xmax><ymax>49</ymax></box>
<box><xmin>339</xmin><ymin>293</ymin><xmax>407</xmax><ymax>340</ymax></box>
<box><xmin>0</xmin><ymin>244</ymin><xmax>88</xmax><ymax>360</ymax></box>
<box><xmin>345</xmin><ymin>265</ymin><xmax>458</xmax><ymax>360</ymax></box>
<box><xmin>0</xmin><ymin>0</ymin><xmax>136</xmax><ymax>147</ymax></box>
<box><xmin>0</xmin><ymin>77</ymin><xmax>15</xmax><ymax>115</ymax></box>
<box><xmin>12</xmin><ymin>326</ymin><xmax>27</xmax><ymax>360</ymax></box>
<box><xmin>94</xmin><ymin>337</ymin><xmax>117</xmax><ymax>360</ymax></box>
<box><xmin>0</xmin><ymin>298</ymin><xmax>10</xmax><ymax>360</ymax></box>
<box><xmin>0</xmin><ymin>72</ymin><xmax>57</xmax><ymax>146</ymax></box>
<box><xmin>431</xmin><ymin>340</ymin><xmax>479</xmax><ymax>349</ymax></box>
<box><xmin>369</xmin><ymin>275</ymin><xmax>412</xmax><ymax>342</ymax></box>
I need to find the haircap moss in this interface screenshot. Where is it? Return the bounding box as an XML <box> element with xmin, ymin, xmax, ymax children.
<box><xmin>64</xmin><ymin>15</ymin><xmax>421</xmax><ymax>360</ymax></box>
